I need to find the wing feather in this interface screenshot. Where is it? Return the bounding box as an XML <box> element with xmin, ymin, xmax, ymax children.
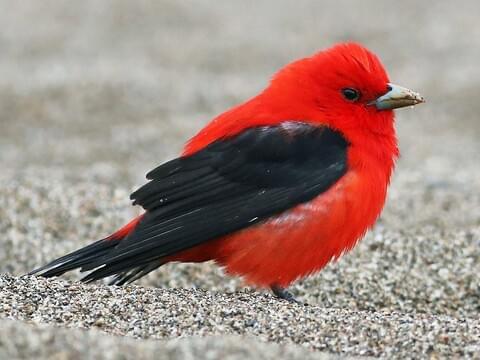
<box><xmin>82</xmin><ymin>122</ymin><xmax>349</xmax><ymax>281</ymax></box>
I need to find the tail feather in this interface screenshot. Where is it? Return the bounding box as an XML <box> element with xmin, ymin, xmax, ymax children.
<box><xmin>28</xmin><ymin>215</ymin><xmax>161</xmax><ymax>284</ymax></box>
<box><xmin>29</xmin><ymin>238</ymin><xmax>121</xmax><ymax>278</ymax></box>
<box><xmin>107</xmin><ymin>260</ymin><xmax>163</xmax><ymax>286</ymax></box>
<box><xmin>78</xmin><ymin>255</ymin><xmax>161</xmax><ymax>283</ymax></box>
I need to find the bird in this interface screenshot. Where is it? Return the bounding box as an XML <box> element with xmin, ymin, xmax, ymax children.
<box><xmin>30</xmin><ymin>42</ymin><xmax>424</xmax><ymax>302</ymax></box>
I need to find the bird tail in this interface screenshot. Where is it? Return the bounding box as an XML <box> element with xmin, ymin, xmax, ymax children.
<box><xmin>28</xmin><ymin>215</ymin><xmax>154</xmax><ymax>285</ymax></box>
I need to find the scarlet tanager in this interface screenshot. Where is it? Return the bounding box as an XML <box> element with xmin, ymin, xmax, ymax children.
<box><xmin>31</xmin><ymin>43</ymin><xmax>424</xmax><ymax>302</ymax></box>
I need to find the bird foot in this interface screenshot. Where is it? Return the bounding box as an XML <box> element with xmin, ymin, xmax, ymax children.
<box><xmin>270</xmin><ymin>285</ymin><xmax>304</xmax><ymax>305</ymax></box>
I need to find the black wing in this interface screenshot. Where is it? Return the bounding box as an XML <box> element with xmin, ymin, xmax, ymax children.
<box><xmin>35</xmin><ymin>122</ymin><xmax>349</xmax><ymax>284</ymax></box>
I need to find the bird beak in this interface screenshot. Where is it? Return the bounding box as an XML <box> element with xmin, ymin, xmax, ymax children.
<box><xmin>372</xmin><ymin>83</ymin><xmax>425</xmax><ymax>110</ymax></box>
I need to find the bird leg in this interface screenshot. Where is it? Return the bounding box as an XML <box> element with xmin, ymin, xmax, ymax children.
<box><xmin>270</xmin><ymin>285</ymin><xmax>301</xmax><ymax>304</ymax></box>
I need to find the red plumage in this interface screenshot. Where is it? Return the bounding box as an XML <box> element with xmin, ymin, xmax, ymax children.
<box><xmin>32</xmin><ymin>42</ymin><xmax>424</xmax><ymax>299</ymax></box>
<box><xmin>171</xmin><ymin>43</ymin><xmax>399</xmax><ymax>287</ymax></box>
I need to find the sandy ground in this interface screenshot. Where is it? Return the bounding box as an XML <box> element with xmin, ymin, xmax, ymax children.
<box><xmin>0</xmin><ymin>1</ymin><xmax>479</xmax><ymax>359</ymax></box>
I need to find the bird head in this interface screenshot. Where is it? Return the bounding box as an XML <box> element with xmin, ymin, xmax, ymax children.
<box><xmin>265</xmin><ymin>42</ymin><xmax>424</xmax><ymax>139</ymax></box>
<box><xmin>184</xmin><ymin>42</ymin><xmax>424</xmax><ymax>160</ymax></box>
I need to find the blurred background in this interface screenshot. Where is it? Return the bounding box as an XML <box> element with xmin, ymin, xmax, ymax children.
<box><xmin>1</xmin><ymin>1</ymin><xmax>479</xmax><ymax>315</ymax></box>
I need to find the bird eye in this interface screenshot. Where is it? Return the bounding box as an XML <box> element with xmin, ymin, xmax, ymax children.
<box><xmin>341</xmin><ymin>88</ymin><xmax>361</xmax><ymax>102</ymax></box>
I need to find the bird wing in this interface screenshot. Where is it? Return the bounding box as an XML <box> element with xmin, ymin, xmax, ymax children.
<box><xmin>78</xmin><ymin>121</ymin><xmax>349</xmax><ymax>282</ymax></box>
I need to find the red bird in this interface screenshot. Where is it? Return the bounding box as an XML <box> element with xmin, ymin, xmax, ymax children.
<box><xmin>31</xmin><ymin>43</ymin><xmax>424</xmax><ymax>302</ymax></box>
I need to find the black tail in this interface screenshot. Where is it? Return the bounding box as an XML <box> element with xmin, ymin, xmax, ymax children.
<box><xmin>29</xmin><ymin>236</ymin><xmax>163</xmax><ymax>285</ymax></box>
<box><xmin>29</xmin><ymin>237</ymin><xmax>122</xmax><ymax>279</ymax></box>
<box><xmin>28</xmin><ymin>213</ymin><xmax>164</xmax><ymax>285</ymax></box>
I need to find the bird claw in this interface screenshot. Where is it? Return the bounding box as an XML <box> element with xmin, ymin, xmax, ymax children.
<box><xmin>270</xmin><ymin>285</ymin><xmax>305</xmax><ymax>305</ymax></box>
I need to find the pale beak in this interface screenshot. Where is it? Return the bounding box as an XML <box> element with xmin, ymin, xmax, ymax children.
<box><xmin>372</xmin><ymin>83</ymin><xmax>425</xmax><ymax>110</ymax></box>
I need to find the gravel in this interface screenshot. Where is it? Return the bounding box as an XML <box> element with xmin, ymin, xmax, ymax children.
<box><xmin>1</xmin><ymin>1</ymin><xmax>480</xmax><ymax>359</ymax></box>
<box><xmin>0</xmin><ymin>319</ymin><xmax>338</xmax><ymax>360</ymax></box>
<box><xmin>1</xmin><ymin>275</ymin><xmax>479</xmax><ymax>358</ymax></box>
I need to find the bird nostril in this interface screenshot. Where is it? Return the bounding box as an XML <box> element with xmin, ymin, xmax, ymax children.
<box><xmin>386</xmin><ymin>84</ymin><xmax>392</xmax><ymax>92</ymax></box>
